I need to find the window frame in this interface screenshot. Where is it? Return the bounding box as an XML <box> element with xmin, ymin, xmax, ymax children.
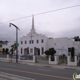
<box><xmin>25</xmin><ymin>41</ymin><xmax>27</xmax><ymax>44</ymax></box>
<box><xmin>37</xmin><ymin>40</ymin><xmax>39</xmax><ymax>43</ymax></box>
<box><xmin>30</xmin><ymin>48</ymin><xmax>33</xmax><ymax>53</ymax></box>
<box><xmin>41</xmin><ymin>39</ymin><xmax>44</xmax><ymax>43</ymax></box>
<box><xmin>21</xmin><ymin>41</ymin><xmax>23</xmax><ymax>44</ymax></box>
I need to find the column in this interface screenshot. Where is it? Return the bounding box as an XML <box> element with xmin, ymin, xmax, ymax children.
<box><xmin>75</xmin><ymin>56</ymin><xmax>77</xmax><ymax>66</ymax></box>
<box><xmin>44</xmin><ymin>47</ymin><xmax>45</xmax><ymax>54</ymax></box>
<box><xmin>49</xmin><ymin>56</ymin><xmax>51</xmax><ymax>64</ymax></box>
<box><xmin>55</xmin><ymin>56</ymin><xmax>58</xmax><ymax>64</ymax></box>
<box><xmin>7</xmin><ymin>54</ymin><xmax>9</xmax><ymax>61</ymax></box>
<box><xmin>40</xmin><ymin>47</ymin><xmax>42</xmax><ymax>55</ymax></box>
<box><xmin>29</xmin><ymin>47</ymin><xmax>30</xmax><ymax>54</ymax></box>
<box><xmin>67</xmin><ymin>56</ymin><xmax>70</xmax><ymax>65</ymax></box>
<box><xmin>22</xmin><ymin>48</ymin><xmax>24</xmax><ymax>55</ymax></box>
<box><xmin>18</xmin><ymin>54</ymin><xmax>20</xmax><ymax>61</ymax></box>
<box><xmin>33</xmin><ymin>47</ymin><xmax>34</xmax><ymax>55</ymax></box>
<box><xmin>33</xmin><ymin>55</ymin><xmax>36</xmax><ymax>63</ymax></box>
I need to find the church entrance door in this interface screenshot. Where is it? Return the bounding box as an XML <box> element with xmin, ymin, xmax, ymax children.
<box><xmin>34</xmin><ymin>47</ymin><xmax>48</xmax><ymax>64</ymax></box>
<box><xmin>34</xmin><ymin>47</ymin><xmax>40</xmax><ymax>55</ymax></box>
<box><xmin>24</xmin><ymin>48</ymin><xmax>29</xmax><ymax>55</ymax></box>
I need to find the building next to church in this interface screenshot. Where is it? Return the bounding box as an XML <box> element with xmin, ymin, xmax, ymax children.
<box><xmin>2</xmin><ymin>15</ymin><xmax>80</xmax><ymax>56</ymax></box>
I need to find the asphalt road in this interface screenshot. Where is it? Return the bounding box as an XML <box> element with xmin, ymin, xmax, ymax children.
<box><xmin>0</xmin><ymin>61</ymin><xmax>80</xmax><ymax>80</ymax></box>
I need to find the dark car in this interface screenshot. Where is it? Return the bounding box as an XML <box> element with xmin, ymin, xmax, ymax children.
<box><xmin>12</xmin><ymin>55</ymin><xmax>19</xmax><ymax>59</ymax></box>
<box><xmin>20</xmin><ymin>55</ymin><xmax>27</xmax><ymax>60</ymax></box>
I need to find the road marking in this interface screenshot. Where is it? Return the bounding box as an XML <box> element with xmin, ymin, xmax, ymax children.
<box><xmin>37</xmin><ymin>69</ymin><xmax>50</xmax><ymax>71</ymax></box>
<box><xmin>0</xmin><ymin>67</ymin><xmax>72</xmax><ymax>80</ymax></box>
<box><xmin>0</xmin><ymin>71</ymin><xmax>35</xmax><ymax>80</ymax></box>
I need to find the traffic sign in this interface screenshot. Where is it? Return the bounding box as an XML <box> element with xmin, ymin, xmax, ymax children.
<box><xmin>16</xmin><ymin>43</ymin><xmax>19</xmax><ymax>47</ymax></box>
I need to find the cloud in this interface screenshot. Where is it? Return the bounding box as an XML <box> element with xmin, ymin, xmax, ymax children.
<box><xmin>0</xmin><ymin>0</ymin><xmax>80</xmax><ymax>40</ymax></box>
<box><xmin>59</xmin><ymin>26</ymin><xmax>80</xmax><ymax>38</ymax></box>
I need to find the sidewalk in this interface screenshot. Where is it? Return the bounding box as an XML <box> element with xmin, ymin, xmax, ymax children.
<box><xmin>0</xmin><ymin>58</ymin><xmax>80</xmax><ymax>70</ymax></box>
<box><xmin>26</xmin><ymin>62</ymin><xmax>80</xmax><ymax>70</ymax></box>
<box><xmin>0</xmin><ymin>72</ymin><xmax>35</xmax><ymax>80</ymax></box>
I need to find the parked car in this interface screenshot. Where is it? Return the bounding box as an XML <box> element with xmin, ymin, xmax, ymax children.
<box><xmin>20</xmin><ymin>55</ymin><xmax>27</xmax><ymax>60</ymax></box>
<box><xmin>12</xmin><ymin>55</ymin><xmax>19</xmax><ymax>59</ymax></box>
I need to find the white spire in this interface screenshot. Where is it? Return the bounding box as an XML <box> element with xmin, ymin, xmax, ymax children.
<box><xmin>32</xmin><ymin>15</ymin><xmax>34</xmax><ymax>30</ymax></box>
<box><xmin>30</xmin><ymin>15</ymin><xmax>35</xmax><ymax>33</ymax></box>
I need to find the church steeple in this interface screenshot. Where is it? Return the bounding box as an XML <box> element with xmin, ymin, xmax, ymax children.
<box><xmin>31</xmin><ymin>15</ymin><xmax>35</xmax><ymax>33</ymax></box>
<box><xmin>32</xmin><ymin>15</ymin><xmax>34</xmax><ymax>30</ymax></box>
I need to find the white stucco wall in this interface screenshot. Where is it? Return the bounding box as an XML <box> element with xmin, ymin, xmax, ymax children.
<box><xmin>48</xmin><ymin>37</ymin><xmax>74</xmax><ymax>56</ymax></box>
<box><xmin>2</xmin><ymin>35</ymin><xmax>80</xmax><ymax>56</ymax></box>
<box><xmin>18</xmin><ymin>31</ymin><xmax>48</xmax><ymax>55</ymax></box>
<box><xmin>67</xmin><ymin>56</ymin><xmax>77</xmax><ymax>66</ymax></box>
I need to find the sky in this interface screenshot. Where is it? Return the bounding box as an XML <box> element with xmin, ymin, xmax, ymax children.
<box><xmin>0</xmin><ymin>0</ymin><xmax>80</xmax><ymax>41</ymax></box>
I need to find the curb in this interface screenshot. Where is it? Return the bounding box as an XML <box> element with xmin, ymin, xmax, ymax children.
<box><xmin>27</xmin><ymin>63</ymin><xmax>80</xmax><ymax>70</ymax></box>
<box><xmin>0</xmin><ymin>60</ymin><xmax>80</xmax><ymax>70</ymax></box>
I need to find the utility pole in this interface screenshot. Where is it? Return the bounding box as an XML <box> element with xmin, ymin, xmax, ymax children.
<box><xmin>9</xmin><ymin>23</ymin><xmax>20</xmax><ymax>63</ymax></box>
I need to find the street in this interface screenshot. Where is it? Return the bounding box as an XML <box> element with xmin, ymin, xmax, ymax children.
<box><xmin>0</xmin><ymin>62</ymin><xmax>80</xmax><ymax>80</ymax></box>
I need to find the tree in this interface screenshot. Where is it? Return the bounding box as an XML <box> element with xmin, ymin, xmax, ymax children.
<box><xmin>0</xmin><ymin>41</ymin><xmax>3</xmax><ymax>43</ymax></box>
<box><xmin>73</xmin><ymin>36</ymin><xmax>80</xmax><ymax>41</ymax></box>
<box><xmin>44</xmin><ymin>48</ymin><xmax>56</xmax><ymax>61</ymax></box>
<box><xmin>68</xmin><ymin>47</ymin><xmax>75</xmax><ymax>57</ymax></box>
<box><xmin>9</xmin><ymin>43</ymin><xmax>17</xmax><ymax>62</ymax></box>
<box><xmin>10</xmin><ymin>48</ymin><xmax>14</xmax><ymax>55</ymax></box>
<box><xmin>5</xmin><ymin>41</ymin><xmax>8</xmax><ymax>43</ymax></box>
<box><xmin>71</xmin><ymin>47</ymin><xmax>75</xmax><ymax>58</ymax></box>
<box><xmin>44</xmin><ymin>50</ymin><xmax>50</xmax><ymax>56</ymax></box>
<box><xmin>6</xmin><ymin>48</ymin><xmax>9</xmax><ymax>54</ymax></box>
<box><xmin>2</xmin><ymin>48</ymin><xmax>5</xmax><ymax>54</ymax></box>
<box><xmin>68</xmin><ymin>48</ymin><xmax>71</xmax><ymax>52</ymax></box>
<box><xmin>49</xmin><ymin>48</ymin><xmax>56</xmax><ymax>56</ymax></box>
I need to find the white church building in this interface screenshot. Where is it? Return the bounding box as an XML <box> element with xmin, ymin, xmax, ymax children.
<box><xmin>3</xmin><ymin>15</ymin><xmax>80</xmax><ymax>56</ymax></box>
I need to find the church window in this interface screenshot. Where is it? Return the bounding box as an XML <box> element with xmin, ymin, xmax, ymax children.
<box><xmin>41</xmin><ymin>39</ymin><xmax>44</xmax><ymax>43</ymax></box>
<box><xmin>25</xmin><ymin>41</ymin><xmax>27</xmax><ymax>44</ymax></box>
<box><xmin>29</xmin><ymin>40</ymin><xmax>31</xmax><ymax>44</ymax></box>
<box><xmin>21</xmin><ymin>41</ymin><xmax>23</xmax><ymax>44</ymax></box>
<box><xmin>32</xmin><ymin>40</ymin><xmax>34</xmax><ymax>44</ymax></box>
<box><xmin>21</xmin><ymin>48</ymin><xmax>22</xmax><ymax>54</ymax></box>
<box><xmin>37</xmin><ymin>40</ymin><xmax>39</xmax><ymax>43</ymax></box>
<box><xmin>30</xmin><ymin>48</ymin><xmax>33</xmax><ymax>53</ymax></box>
<box><xmin>42</xmin><ymin>47</ymin><xmax>44</xmax><ymax>54</ymax></box>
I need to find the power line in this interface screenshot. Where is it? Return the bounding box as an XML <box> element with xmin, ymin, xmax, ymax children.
<box><xmin>0</xmin><ymin>4</ymin><xmax>80</xmax><ymax>24</ymax></box>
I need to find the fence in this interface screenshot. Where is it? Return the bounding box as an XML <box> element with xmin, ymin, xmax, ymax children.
<box><xmin>49</xmin><ymin>56</ymin><xmax>58</xmax><ymax>64</ymax></box>
<box><xmin>0</xmin><ymin>54</ymin><xmax>36</xmax><ymax>63</ymax></box>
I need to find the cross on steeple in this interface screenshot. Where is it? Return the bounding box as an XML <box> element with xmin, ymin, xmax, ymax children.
<box><xmin>29</xmin><ymin>33</ymin><xmax>34</xmax><ymax>44</ymax></box>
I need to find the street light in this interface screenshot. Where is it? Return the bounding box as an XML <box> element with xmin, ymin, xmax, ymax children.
<box><xmin>9</xmin><ymin>23</ymin><xmax>20</xmax><ymax>63</ymax></box>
